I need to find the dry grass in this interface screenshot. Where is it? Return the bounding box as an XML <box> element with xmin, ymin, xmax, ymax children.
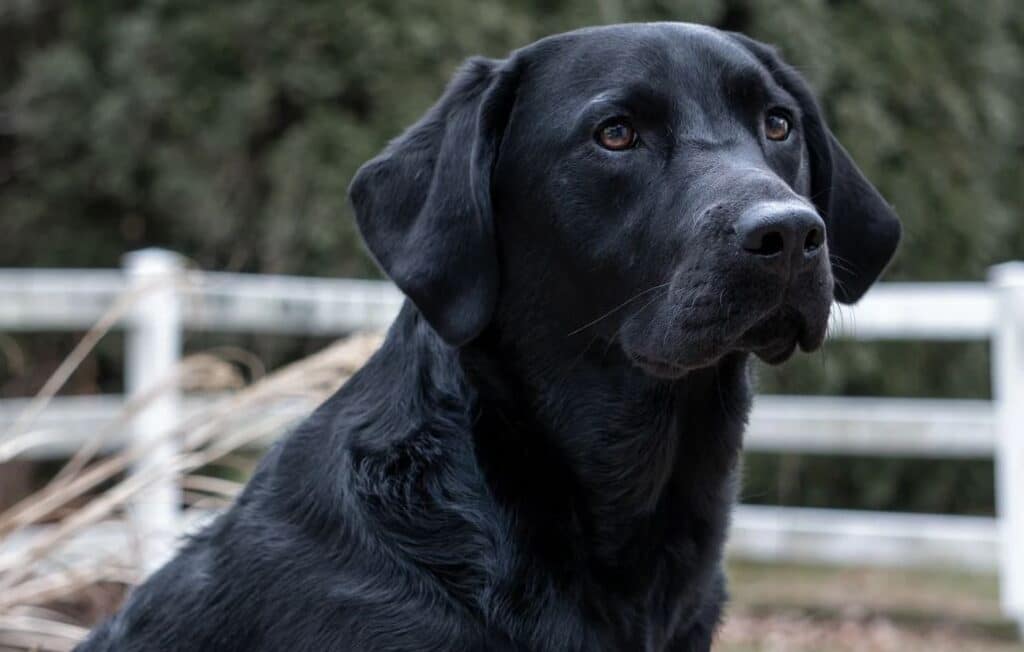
<box><xmin>719</xmin><ymin>561</ymin><xmax>1023</xmax><ymax>651</ymax></box>
<box><xmin>718</xmin><ymin>611</ymin><xmax>1024</xmax><ymax>652</ymax></box>
<box><xmin>0</xmin><ymin>286</ymin><xmax>383</xmax><ymax>650</ymax></box>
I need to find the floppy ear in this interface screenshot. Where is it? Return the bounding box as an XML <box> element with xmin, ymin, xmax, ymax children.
<box><xmin>348</xmin><ymin>57</ymin><xmax>519</xmax><ymax>345</ymax></box>
<box><xmin>728</xmin><ymin>33</ymin><xmax>902</xmax><ymax>303</ymax></box>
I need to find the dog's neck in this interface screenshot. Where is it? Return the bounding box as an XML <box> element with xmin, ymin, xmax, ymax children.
<box><xmin>457</xmin><ymin>305</ymin><xmax>751</xmax><ymax>571</ymax></box>
<box><xmin>344</xmin><ymin>302</ymin><xmax>751</xmax><ymax>618</ymax></box>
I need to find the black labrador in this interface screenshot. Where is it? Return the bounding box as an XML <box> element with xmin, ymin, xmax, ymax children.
<box><xmin>79</xmin><ymin>23</ymin><xmax>899</xmax><ymax>651</ymax></box>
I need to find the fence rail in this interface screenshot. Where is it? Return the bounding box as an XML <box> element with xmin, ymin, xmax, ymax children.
<box><xmin>1</xmin><ymin>248</ymin><xmax>1023</xmax><ymax>633</ymax></box>
<box><xmin>0</xmin><ymin>394</ymin><xmax>997</xmax><ymax>459</ymax></box>
<box><xmin>0</xmin><ymin>267</ymin><xmax>402</xmax><ymax>334</ymax></box>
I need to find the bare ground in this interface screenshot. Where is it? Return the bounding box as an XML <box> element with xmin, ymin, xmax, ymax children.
<box><xmin>718</xmin><ymin>561</ymin><xmax>1023</xmax><ymax>652</ymax></box>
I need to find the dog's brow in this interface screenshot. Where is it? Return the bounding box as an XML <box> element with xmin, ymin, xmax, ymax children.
<box><xmin>721</xmin><ymin>65</ymin><xmax>769</xmax><ymax>101</ymax></box>
<box><xmin>582</xmin><ymin>83</ymin><xmax>667</xmax><ymax>113</ymax></box>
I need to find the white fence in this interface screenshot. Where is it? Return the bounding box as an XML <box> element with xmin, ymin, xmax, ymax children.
<box><xmin>1</xmin><ymin>248</ymin><xmax>1023</xmax><ymax>631</ymax></box>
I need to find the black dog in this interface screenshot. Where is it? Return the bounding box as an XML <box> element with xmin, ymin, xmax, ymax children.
<box><xmin>79</xmin><ymin>23</ymin><xmax>899</xmax><ymax>651</ymax></box>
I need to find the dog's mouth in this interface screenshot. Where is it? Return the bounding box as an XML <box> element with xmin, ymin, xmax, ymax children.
<box><xmin>738</xmin><ymin>305</ymin><xmax>826</xmax><ymax>365</ymax></box>
<box><xmin>624</xmin><ymin>303</ymin><xmax>829</xmax><ymax>378</ymax></box>
<box><xmin>750</xmin><ymin>335</ymin><xmax>799</xmax><ymax>365</ymax></box>
<box><xmin>628</xmin><ymin>351</ymin><xmax>691</xmax><ymax>379</ymax></box>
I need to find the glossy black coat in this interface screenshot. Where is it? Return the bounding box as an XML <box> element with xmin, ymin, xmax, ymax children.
<box><xmin>79</xmin><ymin>23</ymin><xmax>898</xmax><ymax>652</ymax></box>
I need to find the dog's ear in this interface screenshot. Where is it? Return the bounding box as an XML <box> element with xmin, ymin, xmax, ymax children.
<box><xmin>728</xmin><ymin>33</ymin><xmax>901</xmax><ymax>304</ymax></box>
<box><xmin>348</xmin><ymin>57</ymin><xmax>519</xmax><ymax>345</ymax></box>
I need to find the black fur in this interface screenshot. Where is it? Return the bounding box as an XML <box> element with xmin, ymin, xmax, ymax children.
<box><xmin>79</xmin><ymin>23</ymin><xmax>899</xmax><ymax>651</ymax></box>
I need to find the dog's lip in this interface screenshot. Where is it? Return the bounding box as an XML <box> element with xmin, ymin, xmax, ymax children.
<box><xmin>739</xmin><ymin>303</ymin><xmax>819</xmax><ymax>363</ymax></box>
<box><xmin>797</xmin><ymin>325</ymin><xmax>821</xmax><ymax>352</ymax></box>
<box><xmin>797</xmin><ymin>306</ymin><xmax>831</xmax><ymax>352</ymax></box>
<box><xmin>752</xmin><ymin>336</ymin><xmax>799</xmax><ymax>364</ymax></box>
<box><xmin>628</xmin><ymin>351</ymin><xmax>690</xmax><ymax>379</ymax></box>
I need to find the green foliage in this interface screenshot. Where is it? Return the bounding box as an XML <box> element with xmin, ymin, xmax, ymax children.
<box><xmin>742</xmin><ymin>454</ymin><xmax>996</xmax><ymax>517</ymax></box>
<box><xmin>2</xmin><ymin>0</ymin><xmax>1021</xmax><ymax>277</ymax></box>
<box><xmin>1</xmin><ymin>1</ymin><xmax>1022</xmax><ymax>513</ymax></box>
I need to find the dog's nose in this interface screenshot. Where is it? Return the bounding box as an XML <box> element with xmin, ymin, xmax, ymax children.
<box><xmin>736</xmin><ymin>202</ymin><xmax>826</xmax><ymax>274</ymax></box>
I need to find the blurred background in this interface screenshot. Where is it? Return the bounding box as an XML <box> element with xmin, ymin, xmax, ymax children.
<box><xmin>0</xmin><ymin>1</ymin><xmax>1023</xmax><ymax>651</ymax></box>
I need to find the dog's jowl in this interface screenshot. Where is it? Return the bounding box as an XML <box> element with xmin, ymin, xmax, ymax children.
<box><xmin>79</xmin><ymin>23</ymin><xmax>899</xmax><ymax>652</ymax></box>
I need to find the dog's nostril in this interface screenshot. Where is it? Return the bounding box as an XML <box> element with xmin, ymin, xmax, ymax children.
<box><xmin>736</xmin><ymin>203</ymin><xmax>826</xmax><ymax>268</ymax></box>
<box><xmin>744</xmin><ymin>230</ymin><xmax>786</xmax><ymax>257</ymax></box>
<box><xmin>804</xmin><ymin>227</ymin><xmax>823</xmax><ymax>252</ymax></box>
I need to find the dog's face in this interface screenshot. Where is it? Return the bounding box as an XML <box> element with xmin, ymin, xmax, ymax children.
<box><xmin>350</xmin><ymin>24</ymin><xmax>901</xmax><ymax>378</ymax></box>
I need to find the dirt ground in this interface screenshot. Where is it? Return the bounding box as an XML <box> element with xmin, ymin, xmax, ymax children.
<box><xmin>718</xmin><ymin>561</ymin><xmax>1024</xmax><ymax>652</ymax></box>
<box><xmin>3</xmin><ymin>559</ymin><xmax>1021</xmax><ymax>651</ymax></box>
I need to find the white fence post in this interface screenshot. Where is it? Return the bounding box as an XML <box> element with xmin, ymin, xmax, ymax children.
<box><xmin>124</xmin><ymin>248</ymin><xmax>184</xmax><ymax>576</ymax></box>
<box><xmin>991</xmin><ymin>262</ymin><xmax>1024</xmax><ymax>635</ymax></box>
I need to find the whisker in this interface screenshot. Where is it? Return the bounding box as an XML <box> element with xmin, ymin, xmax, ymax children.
<box><xmin>565</xmin><ymin>282</ymin><xmax>671</xmax><ymax>336</ymax></box>
<box><xmin>828</xmin><ymin>254</ymin><xmax>857</xmax><ymax>276</ymax></box>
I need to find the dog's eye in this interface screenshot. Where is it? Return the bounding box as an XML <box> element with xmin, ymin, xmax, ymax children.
<box><xmin>764</xmin><ymin>111</ymin><xmax>791</xmax><ymax>141</ymax></box>
<box><xmin>596</xmin><ymin>119</ymin><xmax>638</xmax><ymax>151</ymax></box>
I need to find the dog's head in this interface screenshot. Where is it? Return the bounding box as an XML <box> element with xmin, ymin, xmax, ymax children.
<box><xmin>350</xmin><ymin>24</ymin><xmax>900</xmax><ymax>378</ymax></box>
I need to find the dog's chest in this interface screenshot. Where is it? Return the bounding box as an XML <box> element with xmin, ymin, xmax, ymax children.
<box><xmin>480</xmin><ymin>506</ymin><xmax>726</xmax><ymax>652</ymax></box>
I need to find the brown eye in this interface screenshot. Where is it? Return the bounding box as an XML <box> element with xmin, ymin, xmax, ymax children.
<box><xmin>596</xmin><ymin>119</ymin><xmax>638</xmax><ymax>151</ymax></box>
<box><xmin>765</xmin><ymin>111</ymin><xmax>791</xmax><ymax>141</ymax></box>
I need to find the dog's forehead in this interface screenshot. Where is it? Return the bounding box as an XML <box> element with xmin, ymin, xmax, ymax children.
<box><xmin>520</xmin><ymin>22</ymin><xmax>764</xmax><ymax>100</ymax></box>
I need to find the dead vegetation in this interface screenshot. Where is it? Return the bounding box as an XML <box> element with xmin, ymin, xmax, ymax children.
<box><xmin>0</xmin><ymin>292</ymin><xmax>382</xmax><ymax>650</ymax></box>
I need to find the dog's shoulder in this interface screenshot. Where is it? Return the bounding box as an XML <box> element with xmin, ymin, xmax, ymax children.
<box><xmin>78</xmin><ymin>311</ymin><xmax>502</xmax><ymax>651</ymax></box>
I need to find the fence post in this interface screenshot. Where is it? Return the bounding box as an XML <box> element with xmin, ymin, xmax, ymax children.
<box><xmin>124</xmin><ymin>248</ymin><xmax>184</xmax><ymax>576</ymax></box>
<box><xmin>991</xmin><ymin>262</ymin><xmax>1024</xmax><ymax>636</ymax></box>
